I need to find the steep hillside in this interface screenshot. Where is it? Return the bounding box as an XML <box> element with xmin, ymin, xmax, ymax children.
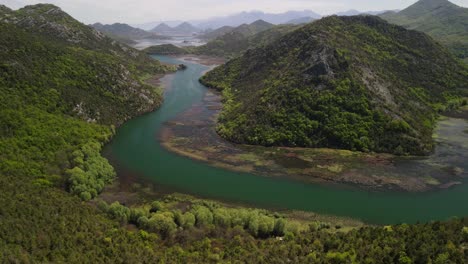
<box><xmin>0</xmin><ymin>4</ymin><xmax>178</xmax><ymax>260</ymax></box>
<box><xmin>0</xmin><ymin>4</ymin><xmax>164</xmax><ymax>73</ymax></box>
<box><xmin>201</xmin><ymin>15</ymin><xmax>468</xmax><ymax>155</ymax></box>
<box><xmin>0</xmin><ymin>3</ymin><xmax>172</xmax><ymax>201</ymax></box>
<box><xmin>380</xmin><ymin>0</ymin><xmax>468</xmax><ymax>62</ymax></box>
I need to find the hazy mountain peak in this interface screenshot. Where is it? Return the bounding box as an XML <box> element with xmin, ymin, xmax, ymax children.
<box><xmin>174</xmin><ymin>21</ymin><xmax>197</xmax><ymax>29</ymax></box>
<box><xmin>150</xmin><ymin>22</ymin><xmax>172</xmax><ymax>33</ymax></box>
<box><xmin>335</xmin><ymin>9</ymin><xmax>361</xmax><ymax>16</ymax></box>
<box><xmin>250</xmin><ymin>19</ymin><xmax>271</xmax><ymax>26</ymax></box>
<box><xmin>158</xmin><ymin>22</ymin><xmax>170</xmax><ymax>27</ymax></box>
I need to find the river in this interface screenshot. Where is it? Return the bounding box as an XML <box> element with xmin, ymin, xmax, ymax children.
<box><xmin>104</xmin><ymin>55</ymin><xmax>468</xmax><ymax>225</ymax></box>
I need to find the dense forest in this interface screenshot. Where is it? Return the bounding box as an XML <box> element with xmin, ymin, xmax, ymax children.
<box><xmin>2</xmin><ymin>179</ymin><xmax>467</xmax><ymax>263</ymax></box>
<box><xmin>201</xmin><ymin>15</ymin><xmax>468</xmax><ymax>155</ymax></box>
<box><xmin>1</xmin><ymin>3</ymin><xmax>468</xmax><ymax>263</ymax></box>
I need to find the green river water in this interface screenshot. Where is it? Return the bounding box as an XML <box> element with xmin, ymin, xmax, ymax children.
<box><xmin>105</xmin><ymin>56</ymin><xmax>468</xmax><ymax>225</ymax></box>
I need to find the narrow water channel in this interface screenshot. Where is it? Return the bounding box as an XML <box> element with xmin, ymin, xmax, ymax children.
<box><xmin>105</xmin><ymin>56</ymin><xmax>468</xmax><ymax>225</ymax></box>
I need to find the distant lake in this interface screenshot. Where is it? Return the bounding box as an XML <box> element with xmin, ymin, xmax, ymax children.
<box><xmin>133</xmin><ymin>36</ymin><xmax>206</xmax><ymax>50</ymax></box>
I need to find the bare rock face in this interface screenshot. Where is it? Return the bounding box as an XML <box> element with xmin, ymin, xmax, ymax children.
<box><xmin>301</xmin><ymin>46</ymin><xmax>341</xmax><ymax>88</ymax></box>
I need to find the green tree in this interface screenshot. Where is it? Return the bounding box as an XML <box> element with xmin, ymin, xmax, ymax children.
<box><xmin>192</xmin><ymin>206</ymin><xmax>213</xmax><ymax>227</ymax></box>
<box><xmin>108</xmin><ymin>202</ymin><xmax>131</xmax><ymax>224</ymax></box>
<box><xmin>148</xmin><ymin>212</ymin><xmax>177</xmax><ymax>238</ymax></box>
<box><xmin>213</xmin><ymin>208</ymin><xmax>231</xmax><ymax>228</ymax></box>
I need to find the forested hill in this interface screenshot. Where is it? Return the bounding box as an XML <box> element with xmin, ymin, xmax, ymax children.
<box><xmin>0</xmin><ymin>1</ymin><xmax>171</xmax><ymax>244</ymax></box>
<box><xmin>201</xmin><ymin>15</ymin><xmax>468</xmax><ymax>155</ymax></box>
<box><xmin>0</xmin><ymin>3</ymin><xmax>177</xmax><ymax>260</ymax></box>
<box><xmin>380</xmin><ymin>0</ymin><xmax>468</xmax><ymax>62</ymax></box>
<box><xmin>0</xmin><ymin>4</ymin><xmax>171</xmax><ymax>125</ymax></box>
<box><xmin>0</xmin><ymin>4</ymin><xmax>164</xmax><ymax>74</ymax></box>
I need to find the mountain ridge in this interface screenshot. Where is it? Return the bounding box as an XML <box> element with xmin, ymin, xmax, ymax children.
<box><xmin>150</xmin><ymin>21</ymin><xmax>200</xmax><ymax>35</ymax></box>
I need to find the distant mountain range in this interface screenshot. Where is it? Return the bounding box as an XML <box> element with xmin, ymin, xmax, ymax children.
<box><xmin>135</xmin><ymin>10</ymin><xmax>321</xmax><ymax>31</ymax></box>
<box><xmin>194</xmin><ymin>10</ymin><xmax>321</xmax><ymax>29</ymax></box>
<box><xmin>91</xmin><ymin>23</ymin><xmax>168</xmax><ymax>44</ymax></box>
<box><xmin>285</xmin><ymin>17</ymin><xmax>316</xmax><ymax>25</ymax></box>
<box><xmin>334</xmin><ymin>9</ymin><xmax>398</xmax><ymax>16</ymax></box>
<box><xmin>144</xmin><ymin>19</ymin><xmax>298</xmax><ymax>57</ymax></box>
<box><xmin>134</xmin><ymin>9</ymin><xmax>405</xmax><ymax>31</ymax></box>
<box><xmin>380</xmin><ymin>0</ymin><xmax>468</xmax><ymax>62</ymax></box>
<box><xmin>150</xmin><ymin>22</ymin><xmax>200</xmax><ymax>36</ymax></box>
<box><xmin>133</xmin><ymin>20</ymin><xmax>185</xmax><ymax>31</ymax></box>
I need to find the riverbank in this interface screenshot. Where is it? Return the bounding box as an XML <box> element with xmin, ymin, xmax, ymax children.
<box><xmin>101</xmin><ymin>55</ymin><xmax>366</xmax><ymax>229</ymax></box>
<box><xmin>158</xmin><ymin>59</ymin><xmax>467</xmax><ymax>193</ymax></box>
<box><xmin>98</xmin><ymin>176</ymin><xmax>366</xmax><ymax>233</ymax></box>
<box><xmin>104</xmin><ymin>55</ymin><xmax>468</xmax><ymax>225</ymax></box>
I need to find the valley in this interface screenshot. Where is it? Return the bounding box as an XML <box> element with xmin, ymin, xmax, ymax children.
<box><xmin>1</xmin><ymin>0</ymin><xmax>468</xmax><ymax>262</ymax></box>
<box><xmin>105</xmin><ymin>55</ymin><xmax>468</xmax><ymax>225</ymax></box>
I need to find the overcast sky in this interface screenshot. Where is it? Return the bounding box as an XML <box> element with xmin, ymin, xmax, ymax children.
<box><xmin>2</xmin><ymin>0</ymin><xmax>468</xmax><ymax>24</ymax></box>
